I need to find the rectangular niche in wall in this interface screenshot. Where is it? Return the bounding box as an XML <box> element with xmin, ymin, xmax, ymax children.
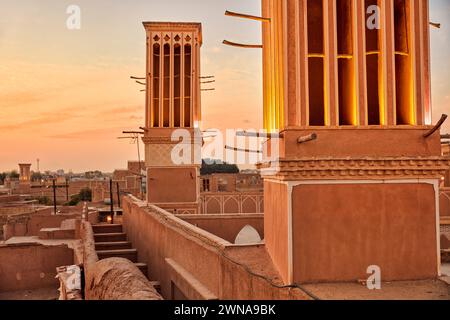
<box><xmin>152</xmin><ymin>43</ymin><xmax>160</xmax><ymax>128</ymax></box>
<box><xmin>307</xmin><ymin>0</ymin><xmax>325</xmax><ymax>126</ymax></box>
<box><xmin>163</xmin><ymin>43</ymin><xmax>171</xmax><ymax>127</ymax></box>
<box><xmin>184</xmin><ymin>44</ymin><xmax>192</xmax><ymax>128</ymax></box>
<box><xmin>365</xmin><ymin>0</ymin><xmax>382</xmax><ymax>125</ymax></box>
<box><xmin>394</xmin><ymin>0</ymin><xmax>414</xmax><ymax>125</ymax></box>
<box><xmin>336</xmin><ymin>0</ymin><xmax>356</xmax><ymax>126</ymax></box>
<box><xmin>174</xmin><ymin>44</ymin><xmax>181</xmax><ymax>127</ymax></box>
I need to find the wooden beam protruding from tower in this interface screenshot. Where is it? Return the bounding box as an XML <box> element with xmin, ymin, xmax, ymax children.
<box><xmin>225</xmin><ymin>10</ymin><xmax>271</xmax><ymax>23</ymax></box>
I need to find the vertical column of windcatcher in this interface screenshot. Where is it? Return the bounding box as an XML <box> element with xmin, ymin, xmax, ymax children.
<box><xmin>336</xmin><ymin>0</ymin><xmax>357</xmax><ymax>125</ymax></box>
<box><xmin>394</xmin><ymin>0</ymin><xmax>415</xmax><ymax>125</ymax></box>
<box><xmin>307</xmin><ymin>0</ymin><xmax>326</xmax><ymax>126</ymax></box>
<box><xmin>365</xmin><ymin>0</ymin><xmax>383</xmax><ymax>125</ymax></box>
<box><xmin>152</xmin><ymin>37</ymin><xmax>161</xmax><ymax>128</ymax></box>
<box><xmin>163</xmin><ymin>41</ymin><xmax>171</xmax><ymax>127</ymax></box>
<box><xmin>184</xmin><ymin>42</ymin><xmax>192</xmax><ymax>127</ymax></box>
<box><xmin>174</xmin><ymin>42</ymin><xmax>182</xmax><ymax>127</ymax></box>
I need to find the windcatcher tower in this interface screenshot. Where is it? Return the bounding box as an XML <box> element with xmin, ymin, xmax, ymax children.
<box><xmin>259</xmin><ymin>0</ymin><xmax>450</xmax><ymax>284</ymax></box>
<box><xmin>19</xmin><ymin>164</ymin><xmax>32</xmax><ymax>183</ymax></box>
<box><xmin>142</xmin><ymin>22</ymin><xmax>202</xmax><ymax>214</ymax></box>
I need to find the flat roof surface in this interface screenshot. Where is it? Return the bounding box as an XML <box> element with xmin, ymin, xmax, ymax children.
<box><xmin>0</xmin><ymin>287</ymin><xmax>58</xmax><ymax>300</ymax></box>
<box><xmin>4</xmin><ymin>236</ymin><xmax>79</xmax><ymax>248</ymax></box>
<box><xmin>303</xmin><ymin>278</ymin><xmax>450</xmax><ymax>300</ymax></box>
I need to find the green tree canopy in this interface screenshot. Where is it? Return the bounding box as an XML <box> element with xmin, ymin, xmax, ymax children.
<box><xmin>8</xmin><ymin>170</ymin><xmax>19</xmax><ymax>179</ymax></box>
<box><xmin>0</xmin><ymin>172</ymin><xmax>6</xmax><ymax>184</ymax></box>
<box><xmin>65</xmin><ymin>188</ymin><xmax>92</xmax><ymax>206</ymax></box>
<box><xmin>201</xmin><ymin>159</ymin><xmax>239</xmax><ymax>175</ymax></box>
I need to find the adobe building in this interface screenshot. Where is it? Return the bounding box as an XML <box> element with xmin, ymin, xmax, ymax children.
<box><xmin>258</xmin><ymin>0</ymin><xmax>450</xmax><ymax>284</ymax></box>
<box><xmin>17</xmin><ymin>163</ymin><xmax>32</xmax><ymax>194</ymax></box>
<box><xmin>442</xmin><ymin>143</ymin><xmax>450</xmax><ymax>187</ymax></box>
<box><xmin>200</xmin><ymin>173</ymin><xmax>263</xmax><ymax>193</ymax></box>
<box><xmin>441</xmin><ymin>143</ymin><xmax>450</xmax><ymax>249</ymax></box>
<box><xmin>142</xmin><ymin>22</ymin><xmax>203</xmax><ymax>215</ymax></box>
<box><xmin>18</xmin><ymin>164</ymin><xmax>31</xmax><ymax>184</ymax></box>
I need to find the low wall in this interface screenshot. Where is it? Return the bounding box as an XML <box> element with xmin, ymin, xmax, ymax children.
<box><xmin>0</xmin><ymin>205</ymin><xmax>44</xmax><ymax>216</ymax></box>
<box><xmin>0</xmin><ymin>195</ymin><xmax>21</xmax><ymax>203</ymax></box>
<box><xmin>177</xmin><ymin>214</ymin><xmax>264</xmax><ymax>244</ymax></box>
<box><xmin>3</xmin><ymin>209</ymin><xmax>98</xmax><ymax>240</ymax></box>
<box><xmin>122</xmin><ymin>195</ymin><xmax>311</xmax><ymax>300</ymax></box>
<box><xmin>0</xmin><ymin>243</ymin><xmax>73</xmax><ymax>292</ymax></box>
<box><xmin>80</xmin><ymin>221</ymin><xmax>160</xmax><ymax>300</ymax></box>
<box><xmin>0</xmin><ymin>207</ymin><xmax>52</xmax><ymax>240</ymax></box>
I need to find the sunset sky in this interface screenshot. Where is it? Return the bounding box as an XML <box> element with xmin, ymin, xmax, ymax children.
<box><xmin>0</xmin><ymin>0</ymin><xmax>449</xmax><ymax>172</ymax></box>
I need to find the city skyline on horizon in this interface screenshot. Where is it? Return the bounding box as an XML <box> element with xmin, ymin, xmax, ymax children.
<box><xmin>0</xmin><ymin>0</ymin><xmax>449</xmax><ymax>172</ymax></box>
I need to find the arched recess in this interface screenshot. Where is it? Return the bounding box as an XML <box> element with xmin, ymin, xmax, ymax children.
<box><xmin>224</xmin><ymin>196</ymin><xmax>239</xmax><ymax>214</ymax></box>
<box><xmin>242</xmin><ymin>196</ymin><xmax>257</xmax><ymax>213</ymax></box>
<box><xmin>234</xmin><ymin>225</ymin><xmax>262</xmax><ymax>245</ymax></box>
<box><xmin>205</xmin><ymin>197</ymin><xmax>221</xmax><ymax>214</ymax></box>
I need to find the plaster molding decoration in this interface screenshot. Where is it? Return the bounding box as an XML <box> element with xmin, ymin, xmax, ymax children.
<box><xmin>145</xmin><ymin>143</ymin><xmax>199</xmax><ymax>167</ymax></box>
<box><xmin>258</xmin><ymin>157</ymin><xmax>450</xmax><ymax>180</ymax></box>
<box><xmin>145</xmin><ymin>144</ymin><xmax>177</xmax><ymax>166</ymax></box>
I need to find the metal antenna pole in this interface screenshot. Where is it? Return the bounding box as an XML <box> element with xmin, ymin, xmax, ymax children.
<box><xmin>66</xmin><ymin>182</ymin><xmax>69</xmax><ymax>201</ymax></box>
<box><xmin>116</xmin><ymin>182</ymin><xmax>121</xmax><ymax>208</ymax></box>
<box><xmin>52</xmin><ymin>179</ymin><xmax>57</xmax><ymax>215</ymax></box>
<box><xmin>109</xmin><ymin>178</ymin><xmax>114</xmax><ymax>223</ymax></box>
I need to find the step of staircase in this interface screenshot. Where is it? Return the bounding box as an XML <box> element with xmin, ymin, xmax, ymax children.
<box><xmin>95</xmin><ymin>241</ymin><xmax>132</xmax><ymax>251</ymax></box>
<box><xmin>96</xmin><ymin>249</ymin><xmax>138</xmax><ymax>262</ymax></box>
<box><xmin>134</xmin><ymin>262</ymin><xmax>148</xmax><ymax>277</ymax></box>
<box><xmin>94</xmin><ymin>232</ymin><xmax>127</xmax><ymax>242</ymax></box>
<box><xmin>149</xmin><ymin>281</ymin><xmax>162</xmax><ymax>294</ymax></box>
<box><xmin>93</xmin><ymin>224</ymin><xmax>123</xmax><ymax>234</ymax></box>
<box><xmin>442</xmin><ymin>249</ymin><xmax>450</xmax><ymax>263</ymax></box>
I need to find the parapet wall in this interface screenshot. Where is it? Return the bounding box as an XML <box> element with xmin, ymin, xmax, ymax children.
<box><xmin>0</xmin><ymin>243</ymin><xmax>74</xmax><ymax>292</ymax></box>
<box><xmin>3</xmin><ymin>209</ymin><xmax>98</xmax><ymax>241</ymax></box>
<box><xmin>122</xmin><ymin>195</ymin><xmax>311</xmax><ymax>300</ymax></box>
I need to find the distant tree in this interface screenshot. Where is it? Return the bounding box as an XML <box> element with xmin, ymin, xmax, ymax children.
<box><xmin>200</xmin><ymin>159</ymin><xmax>240</xmax><ymax>175</ymax></box>
<box><xmin>0</xmin><ymin>172</ymin><xmax>6</xmax><ymax>184</ymax></box>
<box><xmin>8</xmin><ymin>170</ymin><xmax>19</xmax><ymax>179</ymax></box>
<box><xmin>79</xmin><ymin>188</ymin><xmax>92</xmax><ymax>201</ymax></box>
<box><xmin>65</xmin><ymin>188</ymin><xmax>92</xmax><ymax>206</ymax></box>
<box><xmin>65</xmin><ymin>195</ymin><xmax>80</xmax><ymax>206</ymax></box>
<box><xmin>37</xmin><ymin>196</ymin><xmax>51</xmax><ymax>205</ymax></box>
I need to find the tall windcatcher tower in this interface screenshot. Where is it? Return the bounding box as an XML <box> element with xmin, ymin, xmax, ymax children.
<box><xmin>259</xmin><ymin>0</ymin><xmax>449</xmax><ymax>284</ymax></box>
<box><xmin>262</xmin><ymin>0</ymin><xmax>432</xmax><ymax>130</ymax></box>
<box><xmin>143</xmin><ymin>22</ymin><xmax>203</xmax><ymax>214</ymax></box>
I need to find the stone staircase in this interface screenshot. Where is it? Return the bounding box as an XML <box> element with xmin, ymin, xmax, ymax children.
<box><xmin>93</xmin><ymin>224</ymin><xmax>148</xmax><ymax>277</ymax></box>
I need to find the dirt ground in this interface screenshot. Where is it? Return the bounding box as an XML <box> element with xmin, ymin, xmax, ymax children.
<box><xmin>0</xmin><ymin>287</ymin><xmax>59</xmax><ymax>300</ymax></box>
<box><xmin>303</xmin><ymin>279</ymin><xmax>450</xmax><ymax>300</ymax></box>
